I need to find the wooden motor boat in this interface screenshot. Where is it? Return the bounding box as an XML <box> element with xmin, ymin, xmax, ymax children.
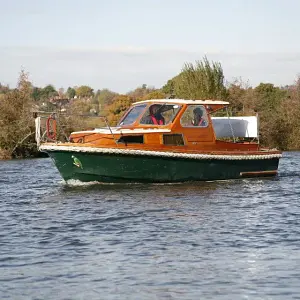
<box><xmin>36</xmin><ymin>99</ymin><xmax>282</xmax><ymax>183</ymax></box>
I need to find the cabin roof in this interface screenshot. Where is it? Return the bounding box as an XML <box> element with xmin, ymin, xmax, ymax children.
<box><xmin>133</xmin><ymin>99</ymin><xmax>230</xmax><ymax>105</ymax></box>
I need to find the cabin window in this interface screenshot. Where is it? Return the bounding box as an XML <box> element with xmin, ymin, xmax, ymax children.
<box><xmin>180</xmin><ymin>105</ymin><xmax>209</xmax><ymax>128</ymax></box>
<box><xmin>119</xmin><ymin>104</ymin><xmax>147</xmax><ymax>126</ymax></box>
<box><xmin>140</xmin><ymin>103</ymin><xmax>181</xmax><ymax>125</ymax></box>
<box><xmin>117</xmin><ymin>135</ymin><xmax>144</xmax><ymax>144</ymax></box>
<box><xmin>163</xmin><ymin>134</ymin><xmax>185</xmax><ymax>146</ymax></box>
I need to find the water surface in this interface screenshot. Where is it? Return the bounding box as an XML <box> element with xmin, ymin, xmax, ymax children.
<box><xmin>1</xmin><ymin>152</ymin><xmax>300</xmax><ymax>299</ymax></box>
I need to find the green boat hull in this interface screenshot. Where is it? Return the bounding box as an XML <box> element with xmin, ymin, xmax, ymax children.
<box><xmin>45</xmin><ymin>150</ymin><xmax>280</xmax><ymax>183</ymax></box>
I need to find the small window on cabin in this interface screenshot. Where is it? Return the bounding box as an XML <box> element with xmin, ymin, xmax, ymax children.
<box><xmin>119</xmin><ymin>104</ymin><xmax>147</xmax><ymax>126</ymax></box>
<box><xmin>140</xmin><ymin>103</ymin><xmax>181</xmax><ymax>125</ymax></box>
<box><xmin>163</xmin><ymin>134</ymin><xmax>185</xmax><ymax>146</ymax></box>
<box><xmin>180</xmin><ymin>105</ymin><xmax>209</xmax><ymax>128</ymax></box>
<box><xmin>118</xmin><ymin>135</ymin><xmax>144</xmax><ymax>144</ymax></box>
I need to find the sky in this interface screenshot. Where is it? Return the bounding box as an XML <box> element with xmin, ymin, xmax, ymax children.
<box><xmin>1</xmin><ymin>0</ymin><xmax>300</xmax><ymax>93</ymax></box>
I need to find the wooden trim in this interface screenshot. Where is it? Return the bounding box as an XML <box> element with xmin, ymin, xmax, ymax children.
<box><xmin>240</xmin><ymin>170</ymin><xmax>278</xmax><ymax>177</ymax></box>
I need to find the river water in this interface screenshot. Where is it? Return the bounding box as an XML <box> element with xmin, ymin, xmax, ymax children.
<box><xmin>1</xmin><ymin>152</ymin><xmax>300</xmax><ymax>299</ymax></box>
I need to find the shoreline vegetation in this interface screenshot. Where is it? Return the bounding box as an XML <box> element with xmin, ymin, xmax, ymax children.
<box><xmin>1</xmin><ymin>56</ymin><xmax>300</xmax><ymax>160</ymax></box>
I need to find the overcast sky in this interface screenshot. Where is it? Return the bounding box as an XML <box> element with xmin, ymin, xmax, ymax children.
<box><xmin>1</xmin><ymin>0</ymin><xmax>300</xmax><ymax>92</ymax></box>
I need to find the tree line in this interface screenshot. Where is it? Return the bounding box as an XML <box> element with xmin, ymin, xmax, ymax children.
<box><xmin>1</xmin><ymin>56</ymin><xmax>300</xmax><ymax>159</ymax></box>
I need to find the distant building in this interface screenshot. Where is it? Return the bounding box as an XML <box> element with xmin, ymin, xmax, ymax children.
<box><xmin>49</xmin><ymin>96</ymin><xmax>70</xmax><ymax>107</ymax></box>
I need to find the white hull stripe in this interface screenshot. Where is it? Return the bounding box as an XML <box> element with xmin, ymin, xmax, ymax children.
<box><xmin>39</xmin><ymin>145</ymin><xmax>282</xmax><ymax>161</ymax></box>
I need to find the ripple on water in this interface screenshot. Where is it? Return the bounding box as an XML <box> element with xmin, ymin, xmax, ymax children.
<box><xmin>0</xmin><ymin>155</ymin><xmax>300</xmax><ymax>299</ymax></box>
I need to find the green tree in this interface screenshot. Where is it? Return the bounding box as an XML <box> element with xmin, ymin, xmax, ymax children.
<box><xmin>163</xmin><ymin>57</ymin><xmax>227</xmax><ymax>100</ymax></box>
<box><xmin>66</xmin><ymin>87</ymin><xmax>76</xmax><ymax>99</ymax></box>
<box><xmin>175</xmin><ymin>56</ymin><xmax>227</xmax><ymax>99</ymax></box>
<box><xmin>32</xmin><ymin>87</ymin><xmax>42</xmax><ymax>102</ymax></box>
<box><xmin>76</xmin><ymin>85</ymin><xmax>94</xmax><ymax>98</ymax></box>
<box><xmin>91</xmin><ymin>89</ymin><xmax>101</xmax><ymax>105</ymax></box>
<box><xmin>43</xmin><ymin>84</ymin><xmax>57</xmax><ymax>97</ymax></box>
<box><xmin>162</xmin><ymin>78</ymin><xmax>177</xmax><ymax>97</ymax></box>
<box><xmin>142</xmin><ymin>90</ymin><xmax>166</xmax><ymax>100</ymax></box>
<box><xmin>97</xmin><ymin>89</ymin><xmax>117</xmax><ymax>109</ymax></box>
<box><xmin>38</xmin><ymin>85</ymin><xmax>58</xmax><ymax>102</ymax></box>
<box><xmin>252</xmin><ymin>83</ymin><xmax>288</xmax><ymax>149</ymax></box>
<box><xmin>254</xmin><ymin>83</ymin><xmax>286</xmax><ymax>112</ymax></box>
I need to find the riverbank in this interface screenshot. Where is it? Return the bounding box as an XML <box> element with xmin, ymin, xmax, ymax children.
<box><xmin>0</xmin><ymin>148</ymin><xmax>48</xmax><ymax>160</ymax></box>
<box><xmin>0</xmin><ymin>149</ymin><xmax>11</xmax><ymax>160</ymax></box>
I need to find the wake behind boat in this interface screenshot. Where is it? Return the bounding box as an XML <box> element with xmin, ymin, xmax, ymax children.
<box><xmin>36</xmin><ymin>99</ymin><xmax>282</xmax><ymax>183</ymax></box>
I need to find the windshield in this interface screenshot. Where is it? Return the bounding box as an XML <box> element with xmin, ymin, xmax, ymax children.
<box><xmin>118</xmin><ymin>104</ymin><xmax>147</xmax><ymax>126</ymax></box>
<box><xmin>140</xmin><ymin>103</ymin><xmax>182</xmax><ymax>125</ymax></box>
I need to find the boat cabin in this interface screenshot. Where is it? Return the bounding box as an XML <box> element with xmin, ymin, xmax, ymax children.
<box><xmin>68</xmin><ymin>99</ymin><xmax>260</xmax><ymax>152</ymax></box>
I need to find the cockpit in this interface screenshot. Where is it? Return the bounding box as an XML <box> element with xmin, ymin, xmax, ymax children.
<box><xmin>118</xmin><ymin>103</ymin><xmax>182</xmax><ymax>126</ymax></box>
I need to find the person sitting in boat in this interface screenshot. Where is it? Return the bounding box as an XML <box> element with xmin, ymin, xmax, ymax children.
<box><xmin>143</xmin><ymin>104</ymin><xmax>165</xmax><ymax>125</ymax></box>
<box><xmin>192</xmin><ymin>107</ymin><xmax>207</xmax><ymax>127</ymax></box>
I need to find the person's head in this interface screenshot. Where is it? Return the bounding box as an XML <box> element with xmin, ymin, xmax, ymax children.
<box><xmin>193</xmin><ymin>107</ymin><xmax>203</xmax><ymax>118</ymax></box>
<box><xmin>149</xmin><ymin>104</ymin><xmax>160</xmax><ymax>115</ymax></box>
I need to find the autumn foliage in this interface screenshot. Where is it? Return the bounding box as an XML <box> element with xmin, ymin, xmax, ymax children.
<box><xmin>1</xmin><ymin>57</ymin><xmax>300</xmax><ymax>159</ymax></box>
<box><xmin>0</xmin><ymin>71</ymin><xmax>38</xmax><ymax>158</ymax></box>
